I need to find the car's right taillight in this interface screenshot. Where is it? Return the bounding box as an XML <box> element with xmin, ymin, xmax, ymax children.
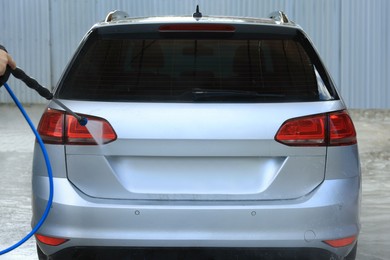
<box><xmin>38</xmin><ymin>108</ymin><xmax>117</xmax><ymax>145</ymax></box>
<box><xmin>275</xmin><ymin>110</ymin><xmax>357</xmax><ymax>146</ymax></box>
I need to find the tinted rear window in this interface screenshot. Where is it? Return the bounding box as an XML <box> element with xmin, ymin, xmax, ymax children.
<box><xmin>58</xmin><ymin>35</ymin><xmax>335</xmax><ymax>102</ymax></box>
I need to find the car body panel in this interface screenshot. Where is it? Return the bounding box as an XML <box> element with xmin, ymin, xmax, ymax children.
<box><xmin>32</xmin><ymin>174</ymin><xmax>360</xmax><ymax>257</ymax></box>
<box><xmin>32</xmin><ymin>13</ymin><xmax>360</xmax><ymax>259</ymax></box>
<box><xmin>57</xmin><ymin>100</ymin><xmax>344</xmax><ymax>201</ymax></box>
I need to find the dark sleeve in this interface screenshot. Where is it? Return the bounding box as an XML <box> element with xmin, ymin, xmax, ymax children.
<box><xmin>0</xmin><ymin>44</ymin><xmax>10</xmax><ymax>85</ymax></box>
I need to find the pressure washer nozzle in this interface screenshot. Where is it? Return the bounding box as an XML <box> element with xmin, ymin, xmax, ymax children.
<box><xmin>79</xmin><ymin>117</ymin><xmax>88</xmax><ymax>126</ymax></box>
<box><xmin>51</xmin><ymin>99</ymin><xmax>87</xmax><ymax>126</ymax></box>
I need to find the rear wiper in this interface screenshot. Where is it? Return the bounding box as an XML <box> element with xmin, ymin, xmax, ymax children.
<box><xmin>191</xmin><ymin>88</ymin><xmax>285</xmax><ymax>99</ymax></box>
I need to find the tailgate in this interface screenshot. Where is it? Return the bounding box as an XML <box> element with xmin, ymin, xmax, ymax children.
<box><xmin>64</xmin><ymin>101</ymin><xmax>342</xmax><ymax>201</ymax></box>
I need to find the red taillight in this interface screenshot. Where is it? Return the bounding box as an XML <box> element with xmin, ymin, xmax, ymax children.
<box><xmin>275</xmin><ymin>114</ymin><xmax>327</xmax><ymax>146</ymax></box>
<box><xmin>329</xmin><ymin>111</ymin><xmax>357</xmax><ymax>145</ymax></box>
<box><xmin>35</xmin><ymin>234</ymin><xmax>68</xmax><ymax>246</ymax></box>
<box><xmin>323</xmin><ymin>235</ymin><xmax>357</xmax><ymax>248</ymax></box>
<box><xmin>38</xmin><ymin>108</ymin><xmax>117</xmax><ymax>145</ymax></box>
<box><xmin>37</xmin><ymin>109</ymin><xmax>65</xmax><ymax>144</ymax></box>
<box><xmin>66</xmin><ymin>115</ymin><xmax>117</xmax><ymax>145</ymax></box>
<box><xmin>275</xmin><ymin>110</ymin><xmax>357</xmax><ymax>146</ymax></box>
<box><xmin>159</xmin><ymin>24</ymin><xmax>235</xmax><ymax>32</ymax></box>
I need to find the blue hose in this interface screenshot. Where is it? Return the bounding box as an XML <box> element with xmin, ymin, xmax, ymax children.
<box><xmin>0</xmin><ymin>82</ymin><xmax>54</xmax><ymax>255</ymax></box>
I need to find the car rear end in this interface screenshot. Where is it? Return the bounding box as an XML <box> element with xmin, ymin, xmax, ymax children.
<box><xmin>32</xmin><ymin>15</ymin><xmax>360</xmax><ymax>259</ymax></box>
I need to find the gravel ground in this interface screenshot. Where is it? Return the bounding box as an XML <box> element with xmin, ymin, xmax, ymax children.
<box><xmin>0</xmin><ymin>105</ymin><xmax>389</xmax><ymax>259</ymax></box>
<box><xmin>348</xmin><ymin>110</ymin><xmax>390</xmax><ymax>260</ymax></box>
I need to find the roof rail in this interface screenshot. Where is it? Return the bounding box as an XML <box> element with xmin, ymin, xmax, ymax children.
<box><xmin>105</xmin><ymin>10</ymin><xmax>129</xmax><ymax>22</ymax></box>
<box><xmin>268</xmin><ymin>11</ymin><xmax>290</xmax><ymax>24</ymax></box>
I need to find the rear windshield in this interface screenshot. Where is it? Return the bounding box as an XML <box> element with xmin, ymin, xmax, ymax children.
<box><xmin>58</xmin><ymin>35</ymin><xmax>335</xmax><ymax>102</ymax></box>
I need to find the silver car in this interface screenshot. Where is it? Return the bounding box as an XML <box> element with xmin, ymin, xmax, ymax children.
<box><xmin>32</xmin><ymin>9</ymin><xmax>361</xmax><ymax>260</ymax></box>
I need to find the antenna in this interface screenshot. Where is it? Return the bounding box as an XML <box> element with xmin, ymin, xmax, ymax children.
<box><xmin>193</xmin><ymin>5</ymin><xmax>202</xmax><ymax>19</ymax></box>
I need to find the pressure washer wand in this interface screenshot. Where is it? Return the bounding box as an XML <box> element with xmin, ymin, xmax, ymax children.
<box><xmin>10</xmin><ymin>67</ymin><xmax>53</xmax><ymax>100</ymax></box>
<box><xmin>1</xmin><ymin>66</ymin><xmax>87</xmax><ymax>125</ymax></box>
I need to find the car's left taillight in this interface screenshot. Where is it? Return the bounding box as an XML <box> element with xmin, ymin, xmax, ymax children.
<box><xmin>38</xmin><ymin>108</ymin><xmax>117</xmax><ymax>145</ymax></box>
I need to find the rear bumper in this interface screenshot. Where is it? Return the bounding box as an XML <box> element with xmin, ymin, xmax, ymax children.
<box><xmin>43</xmin><ymin>246</ymin><xmax>341</xmax><ymax>260</ymax></box>
<box><xmin>32</xmin><ymin>176</ymin><xmax>360</xmax><ymax>258</ymax></box>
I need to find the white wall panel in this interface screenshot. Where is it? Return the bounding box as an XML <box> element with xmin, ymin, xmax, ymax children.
<box><xmin>1</xmin><ymin>0</ymin><xmax>389</xmax><ymax>108</ymax></box>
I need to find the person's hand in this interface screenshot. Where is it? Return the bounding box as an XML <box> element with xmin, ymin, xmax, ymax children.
<box><xmin>0</xmin><ymin>49</ymin><xmax>16</xmax><ymax>76</ymax></box>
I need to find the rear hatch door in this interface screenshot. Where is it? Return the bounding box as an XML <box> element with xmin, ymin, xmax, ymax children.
<box><xmin>64</xmin><ymin>101</ymin><xmax>343</xmax><ymax>201</ymax></box>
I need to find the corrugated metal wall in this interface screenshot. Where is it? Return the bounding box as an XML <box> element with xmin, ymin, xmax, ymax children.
<box><xmin>1</xmin><ymin>0</ymin><xmax>389</xmax><ymax>108</ymax></box>
<box><xmin>340</xmin><ymin>0</ymin><xmax>390</xmax><ymax>108</ymax></box>
<box><xmin>1</xmin><ymin>0</ymin><xmax>51</xmax><ymax>104</ymax></box>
